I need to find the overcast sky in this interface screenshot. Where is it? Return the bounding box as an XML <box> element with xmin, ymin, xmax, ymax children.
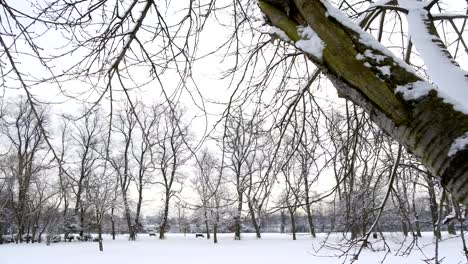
<box><xmin>1</xmin><ymin>0</ymin><xmax>467</xmax><ymax>216</ymax></box>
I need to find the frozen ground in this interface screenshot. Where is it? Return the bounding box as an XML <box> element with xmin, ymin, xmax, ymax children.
<box><xmin>0</xmin><ymin>232</ymin><xmax>466</xmax><ymax>264</ymax></box>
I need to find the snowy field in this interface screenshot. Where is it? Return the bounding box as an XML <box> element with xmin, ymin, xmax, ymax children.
<box><xmin>0</xmin><ymin>232</ymin><xmax>466</xmax><ymax>264</ymax></box>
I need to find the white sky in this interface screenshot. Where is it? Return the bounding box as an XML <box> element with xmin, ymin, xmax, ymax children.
<box><xmin>1</xmin><ymin>0</ymin><xmax>467</xmax><ymax>217</ymax></box>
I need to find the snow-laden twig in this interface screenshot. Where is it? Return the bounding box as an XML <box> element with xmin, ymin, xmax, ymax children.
<box><xmin>399</xmin><ymin>0</ymin><xmax>468</xmax><ymax>114</ymax></box>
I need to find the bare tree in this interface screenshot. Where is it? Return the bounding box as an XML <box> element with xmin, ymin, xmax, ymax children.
<box><xmin>87</xmin><ymin>165</ymin><xmax>117</xmax><ymax>251</ymax></box>
<box><xmin>193</xmin><ymin>148</ymin><xmax>217</xmax><ymax>240</ymax></box>
<box><xmin>0</xmin><ymin>98</ymin><xmax>48</xmax><ymax>242</ymax></box>
<box><xmin>155</xmin><ymin>106</ymin><xmax>190</xmax><ymax>239</ymax></box>
<box><xmin>131</xmin><ymin>102</ymin><xmax>160</xmax><ymax>234</ymax></box>
<box><xmin>224</xmin><ymin>108</ymin><xmax>261</xmax><ymax>240</ymax></box>
<box><xmin>69</xmin><ymin>107</ymin><xmax>105</xmax><ymax>237</ymax></box>
<box><xmin>109</xmin><ymin>103</ymin><xmax>138</xmax><ymax>240</ymax></box>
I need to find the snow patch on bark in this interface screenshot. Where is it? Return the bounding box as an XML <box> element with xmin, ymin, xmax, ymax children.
<box><xmin>364</xmin><ymin>50</ymin><xmax>386</xmax><ymax>63</ymax></box>
<box><xmin>295</xmin><ymin>26</ymin><xmax>325</xmax><ymax>60</ymax></box>
<box><xmin>377</xmin><ymin>66</ymin><xmax>391</xmax><ymax>76</ymax></box>
<box><xmin>448</xmin><ymin>132</ymin><xmax>468</xmax><ymax>157</ymax></box>
<box><xmin>395</xmin><ymin>81</ymin><xmax>433</xmax><ymax>100</ymax></box>
<box><xmin>320</xmin><ymin>0</ymin><xmax>417</xmax><ymax>75</ymax></box>
<box><xmin>267</xmin><ymin>26</ymin><xmax>291</xmax><ymax>42</ymax></box>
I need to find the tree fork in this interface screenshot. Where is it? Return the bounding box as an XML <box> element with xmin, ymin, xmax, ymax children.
<box><xmin>258</xmin><ymin>0</ymin><xmax>468</xmax><ymax>204</ymax></box>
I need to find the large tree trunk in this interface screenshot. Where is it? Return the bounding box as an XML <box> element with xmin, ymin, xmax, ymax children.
<box><xmin>259</xmin><ymin>0</ymin><xmax>468</xmax><ymax>204</ymax></box>
<box><xmin>16</xmin><ymin>155</ymin><xmax>31</xmax><ymax>243</ymax></box>
<box><xmin>159</xmin><ymin>193</ymin><xmax>170</xmax><ymax>239</ymax></box>
<box><xmin>303</xmin><ymin>177</ymin><xmax>316</xmax><ymax>238</ymax></box>
<box><xmin>204</xmin><ymin>210</ymin><xmax>211</xmax><ymax>240</ymax></box>
<box><xmin>234</xmin><ymin>192</ymin><xmax>243</xmax><ymax>240</ymax></box>
<box><xmin>213</xmin><ymin>223</ymin><xmax>218</xmax><ymax>244</ymax></box>
<box><xmin>446</xmin><ymin>198</ymin><xmax>457</xmax><ymax>235</ymax></box>
<box><xmin>134</xmin><ymin>156</ymin><xmax>145</xmax><ymax>235</ymax></box>
<box><xmin>288</xmin><ymin>207</ymin><xmax>297</xmax><ymax>240</ymax></box>
<box><xmin>248</xmin><ymin>201</ymin><xmax>261</xmax><ymax>239</ymax></box>
<box><xmin>0</xmin><ymin>222</ymin><xmax>3</xmax><ymax>245</ymax></box>
<box><xmin>213</xmin><ymin>211</ymin><xmax>219</xmax><ymax>244</ymax></box>
<box><xmin>111</xmin><ymin>207</ymin><xmax>116</xmax><ymax>240</ymax></box>
<box><xmin>412</xmin><ymin>182</ymin><xmax>422</xmax><ymax>238</ymax></box>
<box><xmin>79</xmin><ymin>208</ymin><xmax>85</xmax><ymax>237</ymax></box>
<box><xmin>134</xmin><ymin>190</ymin><xmax>143</xmax><ymax>235</ymax></box>
<box><xmin>426</xmin><ymin>174</ymin><xmax>441</xmax><ymax>239</ymax></box>
<box><xmin>122</xmin><ymin>192</ymin><xmax>135</xmax><ymax>241</ymax></box>
<box><xmin>98</xmin><ymin>220</ymin><xmax>103</xmax><ymax>252</ymax></box>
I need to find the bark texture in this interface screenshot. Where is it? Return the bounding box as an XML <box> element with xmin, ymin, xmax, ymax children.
<box><xmin>259</xmin><ymin>0</ymin><xmax>468</xmax><ymax>204</ymax></box>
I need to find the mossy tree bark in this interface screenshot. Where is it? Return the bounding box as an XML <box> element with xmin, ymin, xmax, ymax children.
<box><xmin>258</xmin><ymin>0</ymin><xmax>468</xmax><ymax>204</ymax></box>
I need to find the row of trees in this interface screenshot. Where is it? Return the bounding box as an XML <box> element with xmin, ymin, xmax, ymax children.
<box><xmin>0</xmin><ymin>98</ymin><xmax>189</xmax><ymax>248</ymax></box>
<box><xmin>0</xmin><ymin>94</ymin><xmax>466</xmax><ymax>259</ymax></box>
<box><xmin>0</xmin><ymin>0</ymin><xmax>467</xmax><ymax>262</ymax></box>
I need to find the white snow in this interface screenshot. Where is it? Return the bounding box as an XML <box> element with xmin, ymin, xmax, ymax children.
<box><xmin>432</xmin><ymin>13</ymin><xmax>468</xmax><ymax>19</ymax></box>
<box><xmin>267</xmin><ymin>26</ymin><xmax>291</xmax><ymax>42</ymax></box>
<box><xmin>397</xmin><ymin>0</ymin><xmax>426</xmax><ymax>10</ymax></box>
<box><xmin>398</xmin><ymin>0</ymin><xmax>468</xmax><ymax>114</ymax></box>
<box><xmin>377</xmin><ymin>65</ymin><xmax>391</xmax><ymax>76</ymax></box>
<box><xmin>0</xmin><ymin>233</ymin><xmax>467</xmax><ymax>264</ymax></box>
<box><xmin>395</xmin><ymin>80</ymin><xmax>433</xmax><ymax>100</ymax></box>
<box><xmin>321</xmin><ymin>0</ymin><xmax>468</xmax><ymax>115</ymax></box>
<box><xmin>319</xmin><ymin>0</ymin><xmax>417</xmax><ymax>75</ymax></box>
<box><xmin>363</xmin><ymin>50</ymin><xmax>386</xmax><ymax>64</ymax></box>
<box><xmin>295</xmin><ymin>25</ymin><xmax>325</xmax><ymax>60</ymax></box>
<box><xmin>448</xmin><ymin>132</ymin><xmax>468</xmax><ymax>156</ymax></box>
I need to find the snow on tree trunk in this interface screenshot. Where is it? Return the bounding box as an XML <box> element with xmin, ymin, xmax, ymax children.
<box><xmin>259</xmin><ymin>0</ymin><xmax>468</xmax><ymax>204</ymax></box>
<box><xmin>399</xmin><ymin>0</ymin><xmax>468</xmax><ymax>114</ymax></box>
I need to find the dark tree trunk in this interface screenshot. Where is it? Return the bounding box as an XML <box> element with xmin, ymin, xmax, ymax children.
<box><xmin>122</xmin><ymin>194</ymin><xmax>135</xmax><ymax>241</ymax></box>
<box><xmin>445</xmin><ymin>198</ymin><xmax>457</xmax><ymax>235</ymax></box>
<box><xmin>427</xmin><ymin>175</ymin><xmax>441</xmax><ymax>239</ymax></box>
<box><xmin>412</xmin><ymin>185</ymin><xmax>422</xmax><ymax>237</ymax></box>
<box><xmin>448</xmin><ymin>222</ymin><xmax>457</xmax><ymax>235</ymax></box>
<box><xmin>111</xmin><ymin>208</ymin><xmax>116</xmax><ymax>240</ymax></box>
<box><xmin>280</xmin><ymin>210</ymin><xmax>286</xmax><ymax>234</ymax></box>
<box><xmin>289</xmin><ymin>208</ymin><xmax>296</xmax><ymax>240</ymax></box>
<box><xmin>302</xmin><ymin>166</ymin><xmax>316</xmax><ymax>238</ymax></box>
<box><xmin>135</xmin><ymin>158</ymin><xmax>145</xmax><ymax>235</ymax></box>
<box><xmin>213</xmin><ymin>223</ymin><xmax>218</xmax><ymax>244</ymax></box>
<box><xmin>98</xmin><ymin>221</ymin><xmax>103</xmax><ymax>252</ymax></box>
<box><xmin>350</xmin><ymin>224</ymin><xmax>359</xmax><ymax>241</ymax></box>
<box><xmin>414</xmin><ymin>214</ymin><xmax>422</xmax><ymax>238</ymax></box>
<box><xmin>401</xmin><ymin>220</ymin><xmax>408</xmax><ymax>237</ymax></box>
<box><xmin>159</xmin><ymin>193</ymin><xmax>170</xmax><ymax>239</ymax></box>
<box><xmin>248</xmin><ymin>201</ymin><xmax>261</xmax><ymax>239</ymax></box>
<box><xmin>234</xmin><ymin>192</ymin><xmax>243</xmax><ymax>240</ymax></box>
<box><xmin>0</xmin><ymin>222</ymin><xmax>3</xmax><ymax>245</ymax></box>
<box><xmin>204</xmin><ymin>216</ymin><xmax>210</xmax><ymax>240</ymax></box>
<box><xmin>79</xmin><ymin>208</ymin><xmax>85</xmax><ymax>237</ymax></box>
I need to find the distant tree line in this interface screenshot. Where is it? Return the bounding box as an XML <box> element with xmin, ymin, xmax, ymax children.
<box><xmin>0</xmin><ymin>97</ymin><xmax>466</xmax><ymax>260</ymax></box>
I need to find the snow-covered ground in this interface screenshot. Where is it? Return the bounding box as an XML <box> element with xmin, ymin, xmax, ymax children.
<box><xmin>0</xmin><ymin>232</ymin><xmax>466</xmax><ymax>264</ymax></box>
